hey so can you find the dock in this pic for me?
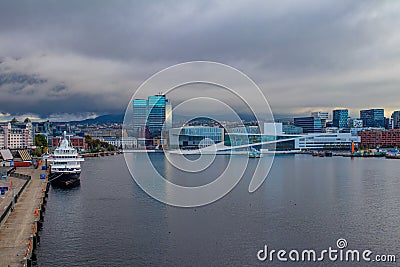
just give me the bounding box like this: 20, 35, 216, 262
0, 166, 49, 267
80, 151, 121, 158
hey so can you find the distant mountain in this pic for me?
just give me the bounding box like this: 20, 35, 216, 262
70, 114, 124, 124
69, 112, 298, 125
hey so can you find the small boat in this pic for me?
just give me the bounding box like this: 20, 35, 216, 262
249, 148, 263, 158
385, 150, 400, 159
352, 150, 386, 158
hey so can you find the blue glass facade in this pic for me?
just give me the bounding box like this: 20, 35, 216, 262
332, 109, 349, 128
147, 95, 166, 138
132, 95, 172, 138
360, 109, 384, 128
132, 99, 148, 136
169, 127, 223, 148
294, 117, 324, 133
392, 110, 400, 129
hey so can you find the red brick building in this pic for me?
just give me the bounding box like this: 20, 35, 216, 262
358, 129, 400, 148
52, 136, 87, 150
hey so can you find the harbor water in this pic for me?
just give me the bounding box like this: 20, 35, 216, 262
36, 154, 400, 266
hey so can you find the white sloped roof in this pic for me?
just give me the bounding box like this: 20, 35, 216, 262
0, 149, 13, 161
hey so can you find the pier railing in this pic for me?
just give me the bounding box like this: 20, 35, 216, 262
9, 172, 31, 180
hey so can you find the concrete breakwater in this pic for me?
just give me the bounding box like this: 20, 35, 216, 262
0, 166, 49, 267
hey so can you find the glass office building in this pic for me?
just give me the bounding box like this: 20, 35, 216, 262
392, 110, 400, 129
132, 99, 148, 138
132, 95, 172, 139
147, 95, 167, 138
332, 109, 349, 128
169, 126, 224, 149
360, 109, 384, 128
294, 117, 324, 133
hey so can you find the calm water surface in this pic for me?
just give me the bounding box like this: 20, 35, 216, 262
36, 154, 400, 266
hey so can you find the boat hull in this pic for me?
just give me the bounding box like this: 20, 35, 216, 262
49, 172, 81, 188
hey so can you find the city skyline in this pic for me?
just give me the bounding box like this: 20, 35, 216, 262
0, 1, 400, 121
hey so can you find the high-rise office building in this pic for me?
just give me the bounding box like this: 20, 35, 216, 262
392, 110, 400, 129
132, 95, 172, 139
294, 117, 324, 133
147, 95, 172, 138
332, 109, 349, 128
360, 109, 384, 128
132, 99, 148, 138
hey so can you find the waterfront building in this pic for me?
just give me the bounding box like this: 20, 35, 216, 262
132, 99, 148, 138
132, 95, 172, 139
332, 109, 349, 128
228, 125, 260, 134
169, 126, 224, 149
147, 95, 171, 138
358, 129, 400, 148
391, 110, 400, 129
226, 131, 359, 151
350, 128, 363, 136
311, 111, 329, 120
294, 117, 324, 133
360, 109, 384, 128
263, 122, 282, 135
0, 119, 34, 149
325, 127, 339, 133
168, 123, 361, 152
350, 119, 363, 128
282, 124, 303, 134
296, 133, 360, 150
122, 137, 139, 149
384, 117, 393, 130
97, 136, 138, 149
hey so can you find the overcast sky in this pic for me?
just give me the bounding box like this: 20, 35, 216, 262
0, 0, 399, 121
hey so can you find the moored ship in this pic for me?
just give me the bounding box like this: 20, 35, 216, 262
385, 149, 400, 159
47, 132, 84, 187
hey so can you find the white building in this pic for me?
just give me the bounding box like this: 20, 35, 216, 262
263, 122, 283, 135
352, 119, 363, 128
0, 119, 34, 149
97, 136, 137, 149
325, 127, 339, 133
295, 133, 360, 150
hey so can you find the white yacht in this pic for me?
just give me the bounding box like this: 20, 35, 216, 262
48, 131, 84, 187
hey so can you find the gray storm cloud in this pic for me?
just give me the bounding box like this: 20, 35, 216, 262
0, 0, 399, 120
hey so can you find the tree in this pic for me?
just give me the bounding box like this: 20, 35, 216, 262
32, 148, 42, 157
35, 134, 48, 148
84, 135, 116, 152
